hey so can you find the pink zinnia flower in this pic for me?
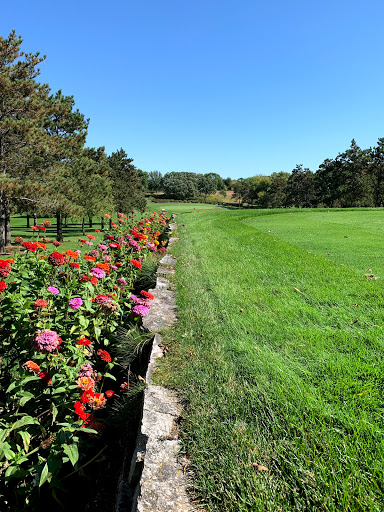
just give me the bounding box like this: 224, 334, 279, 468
47, 286, 59, 295
69, 297, 83, 310
98, 244, 108, 250
33, 329, 62, 353
78, 363, 93, 378
111, 265, 117, 270
91, 268, 106, 279
117, 278, 127, 285
132, 305, 149, 317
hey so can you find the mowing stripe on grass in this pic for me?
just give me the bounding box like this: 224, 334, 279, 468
157, 208, 384, 512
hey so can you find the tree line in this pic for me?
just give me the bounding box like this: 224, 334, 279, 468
145, 138, 384, 209
232, 139, 384, 208
0, 31, 146, 251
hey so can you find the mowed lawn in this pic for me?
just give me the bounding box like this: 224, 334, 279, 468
158, 208, 384, 512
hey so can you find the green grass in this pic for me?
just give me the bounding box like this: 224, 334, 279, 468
9, 215, 107, 253
157, 208, 384, 512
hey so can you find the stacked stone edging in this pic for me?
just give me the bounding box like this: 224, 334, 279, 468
115, 221, 194, 512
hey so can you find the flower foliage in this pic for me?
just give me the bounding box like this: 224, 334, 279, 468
0, 210, 169, 505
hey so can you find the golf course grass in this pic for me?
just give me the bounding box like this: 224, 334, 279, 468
156, 207, 384, 512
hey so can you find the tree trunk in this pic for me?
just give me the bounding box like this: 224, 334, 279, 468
88, 216, 93, 228
109, 218, 112, 230
33, 212, 37, 226
26, 214, 30, 228
5, 196, 11, 246
0, 192, 6, 254
56, 212, 63, 241
82, 217, 85, 236
64, 214, 68, 227
101, 217, 105, 230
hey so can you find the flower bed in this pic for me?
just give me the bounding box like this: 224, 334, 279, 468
0, 211, 169, 510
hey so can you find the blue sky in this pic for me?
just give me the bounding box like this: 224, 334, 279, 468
2, 0, 384, 179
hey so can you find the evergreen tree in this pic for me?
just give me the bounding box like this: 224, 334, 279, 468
108, 149, 146, 214
0, 31, 50, 251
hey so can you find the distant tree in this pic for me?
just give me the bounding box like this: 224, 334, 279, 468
268, 172, 289, 207
137, 169, 149, 191
314, 140, 372, 207
370, 138, 384, 206
162, 172, 200, 199
232, 178, 249, 207
313, 158, 342, 207
108, 149, 146, 214
198, 173, 218, 198
41, 90, 89, 239
0, 31, 50, 251
286, 165, 315, 207
147, 170, 163, 192
223, 177, 232, 189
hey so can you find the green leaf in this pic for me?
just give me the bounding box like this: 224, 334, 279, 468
5, 465, 20, 480
18, 431, 31, 453
51, 404, 58, 424
62, 443, 79, 466
39, 462, 49, 487
79, 428, 98, 434
103, 372, 117, 381
11, 416, 38, 431
0, 429, 9, 443
94, 326, 101, 340
52, 387, 67, 395
0, 442, 15, 461
70, 325, 77, 335
19, 392, 34, 406
79, 316, 89, 329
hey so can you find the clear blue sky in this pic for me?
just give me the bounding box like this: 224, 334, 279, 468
2, 0, 384, 179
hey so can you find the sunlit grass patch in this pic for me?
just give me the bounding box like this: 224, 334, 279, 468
157, 208, 384, 512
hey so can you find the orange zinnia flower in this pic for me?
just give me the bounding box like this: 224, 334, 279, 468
76, 376, 95, 391
84, 255, 96, 262
23, 360, 41, 374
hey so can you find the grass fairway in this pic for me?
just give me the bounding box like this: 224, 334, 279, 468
158, 208, 384, 512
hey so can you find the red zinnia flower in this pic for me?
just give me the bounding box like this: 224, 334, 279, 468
43, 220, 51, 227
53, 241, 61, 247
78, 337, 92, 346
86, 234, 95, 239
95, 229, 101, 232
105, 390, 114, 397
0, 260, 11, 277
140, 290, 154, 300
69, 262, 80, 269
130, 259, 142, 270
79, 274, 91, 283
0, 281, 7, 292
22, 241, 37, 252
97, 349, 111, 362
31, 225, 39, 231
109, 243, 121, 249
37, 226, 46, 231
106, 235, 114, 240
33, 298, 48, 310
90, 276, 98, 285
48, 252, 65, 266
38, 371, 52, 386
105, 214, 111, 219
